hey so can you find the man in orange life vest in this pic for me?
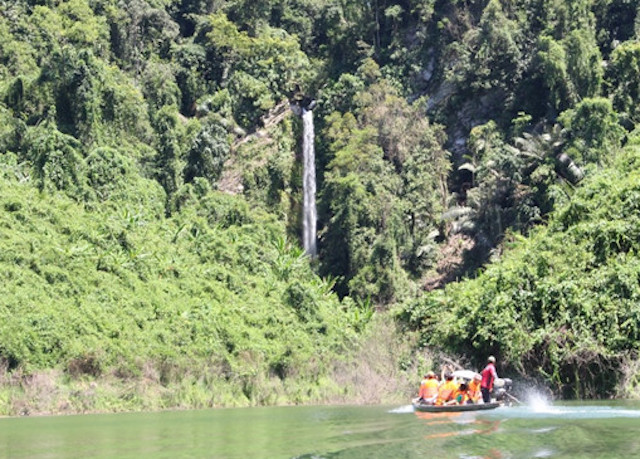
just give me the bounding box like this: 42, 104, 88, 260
468, 373, 482, 403
435, 372, 457, 405
417, 371, 439, 403
480, 355, 499, 403
447, 382, 470, 405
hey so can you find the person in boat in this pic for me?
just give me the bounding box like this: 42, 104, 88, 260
417, 371, 439, 403
467, 373, 482, 403
435, 372, 457, 405
480, 355, 499, 403
417, 374, 429, 401
446, 382, 470, 405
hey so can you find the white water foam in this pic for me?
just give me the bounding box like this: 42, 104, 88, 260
474, 389, 640, 419
529, 427, 557, 433
388, 404, 415, 414
526, 392, 552, 412
496, 403, 640, 420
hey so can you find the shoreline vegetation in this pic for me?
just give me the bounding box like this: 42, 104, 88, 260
0, 319, 418, 417
2, 1, 640, 414
0, 165, 404, 417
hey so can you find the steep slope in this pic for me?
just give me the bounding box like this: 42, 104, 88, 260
0, 154, 366, 413
401, 136, 640, 398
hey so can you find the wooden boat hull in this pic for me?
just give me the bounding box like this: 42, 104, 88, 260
413, 401, 501, 413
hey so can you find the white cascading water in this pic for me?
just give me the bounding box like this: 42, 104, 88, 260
301, 108, 317, 257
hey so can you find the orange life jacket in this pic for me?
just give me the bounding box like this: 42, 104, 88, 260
435, 380, 457, 405
451, 389, 469, 405
418, 378, 428, 398
419, 378, 439, 399
468, 380, 481, 402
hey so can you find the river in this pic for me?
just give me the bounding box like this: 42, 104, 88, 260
2, 399, 640, 458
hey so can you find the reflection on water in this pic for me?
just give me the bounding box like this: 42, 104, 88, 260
2, 400, 640, 458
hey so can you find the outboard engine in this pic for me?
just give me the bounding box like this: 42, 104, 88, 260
493, 377, 513, 402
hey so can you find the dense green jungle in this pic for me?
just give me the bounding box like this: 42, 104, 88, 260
1, 0, 640, 416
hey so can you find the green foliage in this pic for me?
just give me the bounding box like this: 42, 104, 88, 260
183, 120, 230, 187
541, 0, 596, 38
593, 0, 638, 55
607, 41, 640, 125
536, 35, 574, 111
0, 17, 38, 80
564, 29, 603, 99
233, 116, 298, 225
1, 0, 640, 407
319, 74, 449, 302
83, 146, 150, 205
0, 170, 358, 406
203, 12, 314, 128
559, 97, 625, 163
535, 28, 603, 114
443, 0, 524, 93
473, 0, 524, 91
23, 121, 85, 195
108, 0, 179, 66
27, 1, 110, 57
401, 145, 640, 398
172, 43, 209, 115
151, 105, 184, 199
141, 62, 182, 115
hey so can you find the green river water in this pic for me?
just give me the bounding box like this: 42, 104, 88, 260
1, 399, 640, 458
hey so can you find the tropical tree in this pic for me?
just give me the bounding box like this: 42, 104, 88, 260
559, 97, 625, 164
607, 41, 640, 125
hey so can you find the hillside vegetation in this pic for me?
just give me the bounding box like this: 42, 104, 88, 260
1, 0, 640, 413
0, 150, 379, 413
401, 136, 640, 399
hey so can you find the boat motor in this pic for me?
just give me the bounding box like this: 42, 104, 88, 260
493, 377, 513, 402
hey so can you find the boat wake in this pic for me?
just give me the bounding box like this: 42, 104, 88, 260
388, 404, 415, 414
494, 404, 640, 420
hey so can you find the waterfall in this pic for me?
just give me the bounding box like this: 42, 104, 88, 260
301, 108, 317, 257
